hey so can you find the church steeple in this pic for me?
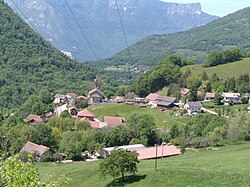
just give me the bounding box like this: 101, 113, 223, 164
94, 75, 101, 89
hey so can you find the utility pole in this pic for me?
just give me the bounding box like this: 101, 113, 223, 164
155, 144, 158, 171
162, 120, 167, 158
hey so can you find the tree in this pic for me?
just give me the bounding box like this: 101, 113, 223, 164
201, 71, 208, 81
99, 149, 139, 182
127, 113, 157, 146
59, 131, 84, 160
211, 73, 219, 82
214, 94, 224, 105
60, 110, 71, 118
0, 155, 68, 187
188, 87, 198, 101
204, 82, 212, 92
29, 124, 57, 149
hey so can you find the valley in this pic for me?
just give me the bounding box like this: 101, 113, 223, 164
0, 1, 250, 187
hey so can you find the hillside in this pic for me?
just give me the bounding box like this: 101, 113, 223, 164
0, 0, 99, 110
38, 142, 250, 187
93, 7, 250, 83
88, 104, 189, 127
182, 57, 250, 79
4, 0, 218, 61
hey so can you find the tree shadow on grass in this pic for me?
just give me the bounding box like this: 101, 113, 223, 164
106, 175, 147, 187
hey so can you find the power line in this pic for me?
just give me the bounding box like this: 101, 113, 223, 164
9, 0, 39, 34
114, 0, 132, 57
64, 0, 98, 60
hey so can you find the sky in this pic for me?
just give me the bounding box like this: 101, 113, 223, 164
161, 0, 250, 17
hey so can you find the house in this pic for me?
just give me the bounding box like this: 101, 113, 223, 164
136, 145, 181, 160
87, 88, 107, 104
54, 104, 68, 116
222, 92, 241, 104
156, 96, 177, 109
181, 88, 190, 96
53, 94, 66, 104
146, 93, 159, 107
104, 116, 125, 128
77, 109, 95, 121
24, 114, 43, 125
20, 141, 50, 161
102, 144, 145, 158
110, 96, 125, 103
184, 102, 202, 115
66, 93, 78, 105
205, 92, 215, 100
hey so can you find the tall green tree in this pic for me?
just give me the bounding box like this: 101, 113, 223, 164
29, 124, 57, 149
127, 113, 157, 146
99, 149, 139, 182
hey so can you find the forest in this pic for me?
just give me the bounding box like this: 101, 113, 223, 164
0, 0, 116, 114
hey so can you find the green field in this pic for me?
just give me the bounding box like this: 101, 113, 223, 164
182, 58, 250, 79
38, 142, 250, 187
88, 104, 189, 127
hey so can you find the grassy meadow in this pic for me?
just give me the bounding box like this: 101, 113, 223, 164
182, 57, 250, 79
88, 104, 189, 128
38, 142, 250, 187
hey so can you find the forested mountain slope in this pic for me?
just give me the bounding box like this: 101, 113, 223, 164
95, 7, 250, 70
0, 0, 99, 110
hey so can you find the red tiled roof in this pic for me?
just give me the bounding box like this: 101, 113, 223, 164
146, 93, 159, 101
25, 114, 43, 123
111, 96, 124, 101
77, 109, 94, 118
181, 88, 190, 95
136, 145, 181, 160
78, 96, 87, 100
20, 141, 49, 156
89, 121, 101, 128
104, 116, 125, 128
205, 92, 215, 98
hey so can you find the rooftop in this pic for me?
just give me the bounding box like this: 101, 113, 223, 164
186, 101, 202, 108
156, 95, 176, 103
136, 145, 181, 160
20, 141, 49, 156
78, 109, 94, 118
25, 114, 43, 123
146, 93, 159, 101
222, 92, 240, 98
104, 116, 125, 128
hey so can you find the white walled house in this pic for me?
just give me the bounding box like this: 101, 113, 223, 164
221, 92, 241, 104
184, 102, 202, 115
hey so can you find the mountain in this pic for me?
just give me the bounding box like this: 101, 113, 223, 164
93, 7, 250, 84
4, 0, 218, 61
0, 0, 101, 110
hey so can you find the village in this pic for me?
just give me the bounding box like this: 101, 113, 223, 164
20, 77, 250, 163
